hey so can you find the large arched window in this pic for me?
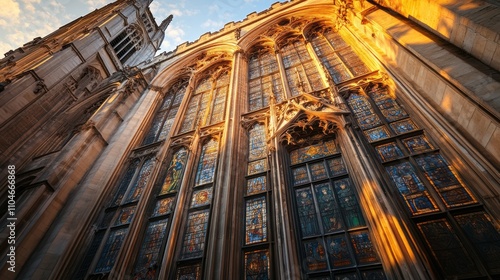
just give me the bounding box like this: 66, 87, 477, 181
285, 131, 385, 279
110, 25, 143, 64
248, 47, 284, 111
179, 66, 231, 133
345, 84, 500, 279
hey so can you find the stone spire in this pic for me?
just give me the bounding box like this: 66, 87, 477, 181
160, 14, 174, 32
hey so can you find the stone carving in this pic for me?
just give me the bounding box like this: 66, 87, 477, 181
33, 79, 47, 94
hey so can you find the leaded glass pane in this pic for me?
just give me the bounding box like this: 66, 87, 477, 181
208, 84, 227, 125
293, 166, 310, 186
244, 250, 270, 280
246, 176, 267, 195
375, 142, 404, 162
248, 159, 268, 175
143, 113, 164, 145
335, 273, 358, 280
290, 140, 337, 164
176, 263, 201, 280
334, 179, 365, 229
347, 93, 381, 130
249, 124, 267, 161
303, 239, 328, 272
195, 139, 218, 185
415, 153, 476, 207
281, 40, 322, 96
455, 212, 500, 272
190, 187, 213, 208
124, 158, 154, 203
368, 90, 408, 123
296, 188, 320, 237
402, 135, 433, 154
363, 126, 390, 142
417, 219, 480, 278
110, 159, 139, 207
180, 209, 210, 259
327, 157, 347, 176
311, 33, 351, 84
337, 47, 370, 77
134, 219, 169, 275
386, 162, 438, 215
94, 227, 128, 273
389, 119, 418, 134
361, 269, 386, 280
309, 162, 328, 181
152, 197, 175, 217
245, 196, 268, 244
349, 231, 379, 264
179, 95, 200, 133
248, 49, 283, 111
160, 148, 188, 195
315, 183, 343, 233
326, 235, 354, 268
113, 205, 136, 226
74, 231, 105, 279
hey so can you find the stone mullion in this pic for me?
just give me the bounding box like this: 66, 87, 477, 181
274, 49, 293, 101
303, 35, 331, 91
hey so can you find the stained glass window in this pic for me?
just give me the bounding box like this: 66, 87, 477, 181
325, 235, 353, 268
176, 263, 201, 280
296, 188, 320, 237
389, 119, 418, 134
124, 158, 154, 203
160, 148, 188, 194
309, 162, 328, 181
248, 49, 284, 111
402, 135, 433, 154
110, 159, 139, 207
134, 219, 169, 276
375, 142, 404, 162
113, 205, 136, 226
244, 250, 270, 279
368, 86, 408, 122
455, 212, 500, 272
281, 39, 324, 96
349, 231, 379, 264
327, 157, 347, 176
246, 176, 267, 195
303, 239, 328, 272
207, 71, 229, 125
245, 197, 268, 244
334, 179, 365, 229
152, 197, 175, 217
314, 183, 343, 233
180, 209, 210, 259
364, 126, 391, 142
190, 187, 213, 208
248, 123, 267, 161
386, 162, 438, 215
248, 159, 268, 175
347, 93, 382, 130
74, 231, 105, 279
415, 153, 476, 207
292, 166, 310, 186
417, 219, 480, 278
195, 139, 219, 185
290, 140, 337, 164
94, 227, 128, 273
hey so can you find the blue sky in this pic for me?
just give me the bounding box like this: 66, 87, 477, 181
0, 0, 280, 56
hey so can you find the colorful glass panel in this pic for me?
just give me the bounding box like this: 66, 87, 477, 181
289, 140, 337, 164
246, 176, 267, 195
160, 148, 188, 194
110, 159, 139, 206
113, 205, 136, 226
94, 227, 128, 273
248, 50, 283, 111
327, 157, 347, 176
347, 93, 381, 130
363, 126, 390, 142
389, 119, 418, 134
190, 187, 213, 208
349, 231, 379, 264
417, 219, 480, 278
296, 188, 320, 237
334, 179, 365, 229
179, 95, 200, 133
245, 196, 268, 244
402, 135, 433, 154
176, 263, 201, 280
368, 87, 408, 122
375, 142, 404, 162
309, 162, 328, 181
208, 82, 228, 125
326, 235, 354, 268
415, 153, 476, 207
152, 197, 175, 217
455, 212, 500, 272
134, 219, 168, 275
293, 166, 310, 186
195, 139, 219, 186
314, 183, 343, 233
249, 124, 267, 161
180, 209, 210, 259
303, 239, 328, 272
311, 32, 351, 83
248, 159, 268, 175
124, 158, 154, 203
244, 250, 270, 280
337, 47, 370, 77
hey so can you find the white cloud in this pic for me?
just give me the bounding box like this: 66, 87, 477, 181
85, 0, 112, 11
201, 19, 224, 29
0, 0, 21, 25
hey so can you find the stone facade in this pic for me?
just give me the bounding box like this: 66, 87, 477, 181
0, 0, 499, 279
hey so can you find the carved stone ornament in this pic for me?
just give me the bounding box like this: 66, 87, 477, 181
191, 51, 232, 71
33, 79, 47, 94
130, 145, 160, 159
241, 112, 269, 130
234, 28, 242, 40
198, 125, 224, 140
279, 115, 339, 146
170, 135, 195, 149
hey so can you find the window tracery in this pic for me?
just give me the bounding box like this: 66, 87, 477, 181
110, 25, 143, 64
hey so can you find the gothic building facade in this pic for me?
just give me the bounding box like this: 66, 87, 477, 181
1, 0, 499, 279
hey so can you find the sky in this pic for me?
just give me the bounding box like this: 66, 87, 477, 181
0, 0, 281, 56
